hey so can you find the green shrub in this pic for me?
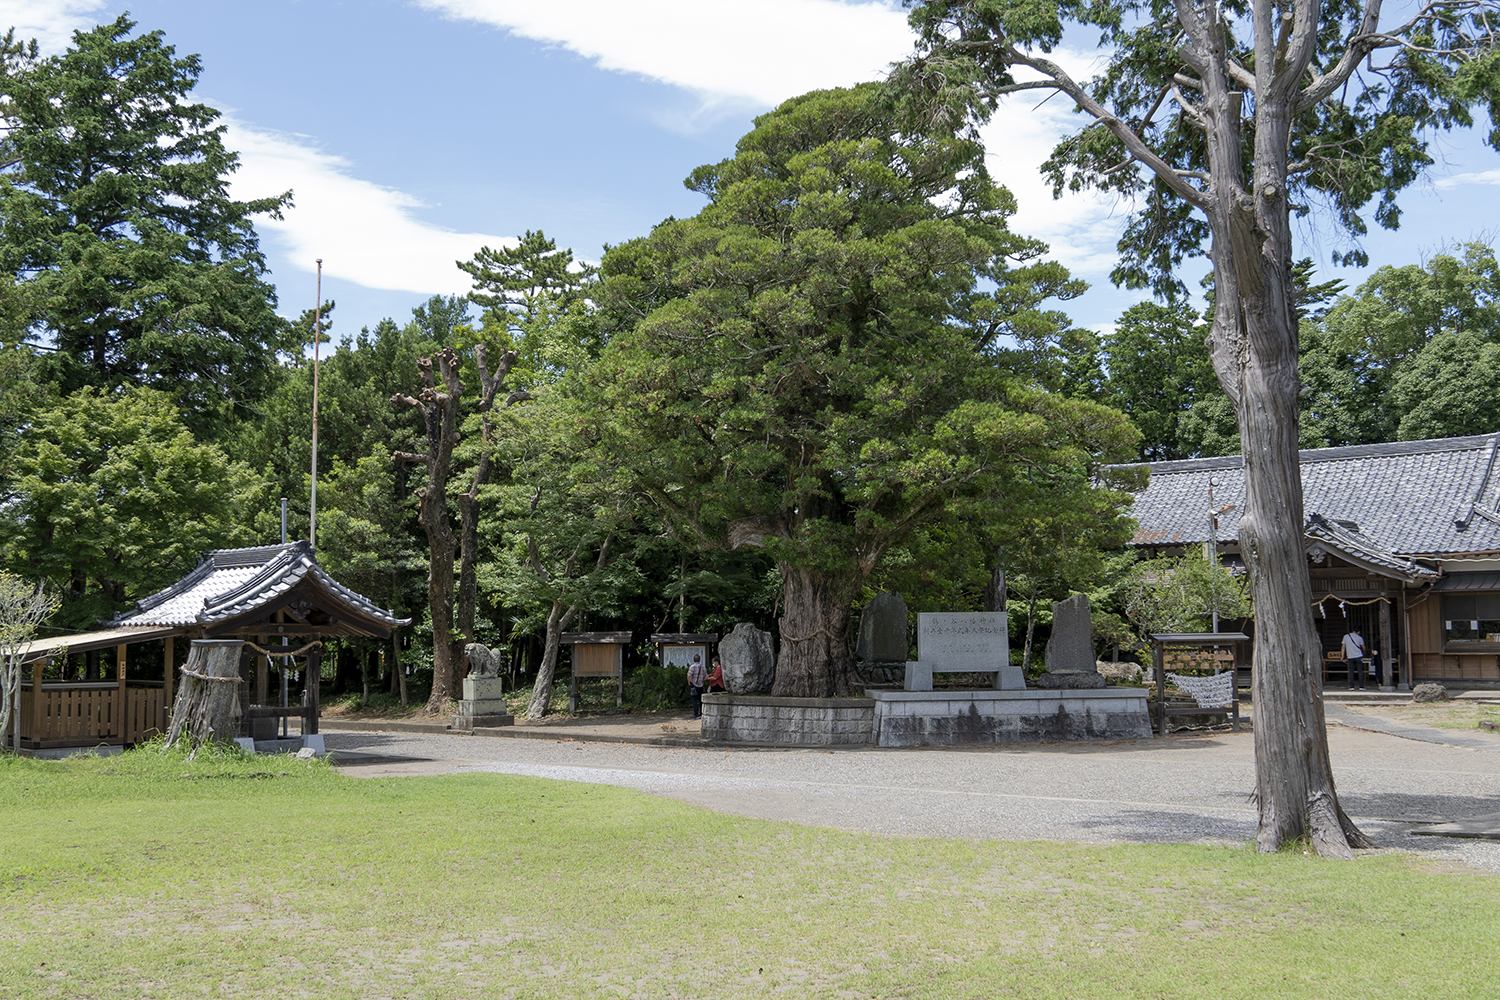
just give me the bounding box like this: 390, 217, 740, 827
624, 664, 689, 711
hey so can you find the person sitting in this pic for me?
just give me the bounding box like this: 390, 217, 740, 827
707, 656, 725, 694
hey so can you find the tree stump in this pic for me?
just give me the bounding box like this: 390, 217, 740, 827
165, 640, 245, 751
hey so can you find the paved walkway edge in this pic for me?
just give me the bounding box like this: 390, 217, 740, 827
1324, 703, 1500, 750
322, 719, 706, 748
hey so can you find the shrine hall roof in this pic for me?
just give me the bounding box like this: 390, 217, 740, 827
1115, 433, 1500, 558
112, 541, 408, 630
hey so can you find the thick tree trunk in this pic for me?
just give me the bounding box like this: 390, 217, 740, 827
526, 600, 577, 719
771, 564, 856, 698
165, 640, 244, 751
1201, 114, 1372, 856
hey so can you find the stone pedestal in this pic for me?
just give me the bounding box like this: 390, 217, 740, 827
452, 675, 514, 730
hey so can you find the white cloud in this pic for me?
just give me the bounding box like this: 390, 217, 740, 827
224, 120, 514, 296
979, 50, 1132, 282
1434, 169, 1500, 190
0, 0, 104, 53
415, 0, 913, 109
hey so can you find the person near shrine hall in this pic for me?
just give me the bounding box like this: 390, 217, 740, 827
1342, 626, 1368, 691
687, 653, 707, 718
706, 656, 725, 694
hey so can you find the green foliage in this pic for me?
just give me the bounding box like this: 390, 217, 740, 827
1098, 299, 1216, 461
1123, 551, 1253, 639
0, 387, 272, 628
1301, 243, 1500, 445
906, 0, 1500, 294
0, 17, 293, 438
587, 84, 1139, 632
621, 663, 691, 712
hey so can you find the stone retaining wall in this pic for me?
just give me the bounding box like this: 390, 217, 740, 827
701, 694, 874, 746
870, 688, 1151, 747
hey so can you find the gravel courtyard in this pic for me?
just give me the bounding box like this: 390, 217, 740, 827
322, 719, 1500, 871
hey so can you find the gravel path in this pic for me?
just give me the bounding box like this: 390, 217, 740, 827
323, 723, 1500, 871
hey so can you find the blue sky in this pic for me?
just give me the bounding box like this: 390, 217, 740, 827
9, 0, 1500, 340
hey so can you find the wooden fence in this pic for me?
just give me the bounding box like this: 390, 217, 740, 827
16, 681, 167, 749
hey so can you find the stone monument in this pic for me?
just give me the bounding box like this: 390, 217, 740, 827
855, 591, 908, 683
719, 622, 775, 694
1035, 594, 1105, 688
903, 612, 1024, 691
452, 642, 514, 730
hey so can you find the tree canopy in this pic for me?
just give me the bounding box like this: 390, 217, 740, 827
0, 16, 292, 438
585, 83, 1138, 696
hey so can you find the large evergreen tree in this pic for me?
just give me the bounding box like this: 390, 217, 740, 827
587, 84, 1137, 698
0, 17, 292, 437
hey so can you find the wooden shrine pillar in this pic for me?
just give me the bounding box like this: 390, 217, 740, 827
304, 645, 321, 735
117, 644, 128, 739
1379, 594, 1396, 691
32, 657, 44, 743
163, 637, 175, 728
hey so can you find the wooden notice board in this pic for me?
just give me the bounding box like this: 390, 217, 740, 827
573, 643, 621, 677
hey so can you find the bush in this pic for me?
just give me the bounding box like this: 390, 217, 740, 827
624, 664, 690, 712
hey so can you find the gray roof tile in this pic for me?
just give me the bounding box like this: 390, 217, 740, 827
113, 542, 409, 629
1116, 433, 1500, 556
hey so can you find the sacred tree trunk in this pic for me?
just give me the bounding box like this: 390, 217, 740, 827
771, 565, 856, 698
525, 599, 576, 719
165, 640, 245, 751
1203, 90, 1372, 856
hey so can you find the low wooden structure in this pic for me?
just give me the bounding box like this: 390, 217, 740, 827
11, 542, 407, 752
560, 631, 631, 712
1150, 633, 1247, 735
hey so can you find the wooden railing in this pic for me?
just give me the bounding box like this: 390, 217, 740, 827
18, 681, 168, 748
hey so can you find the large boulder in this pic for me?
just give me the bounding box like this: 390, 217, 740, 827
1412, 682, 1449, 703
720, 623, 775, 694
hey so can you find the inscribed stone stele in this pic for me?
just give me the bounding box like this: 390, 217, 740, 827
1043, 593, 1095, 674
856, 591, 909, 663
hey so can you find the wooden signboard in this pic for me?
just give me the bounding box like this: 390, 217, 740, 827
561, 631, 632, 712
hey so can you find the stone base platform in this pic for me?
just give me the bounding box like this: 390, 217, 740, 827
702, 694, 874, 747
452, 713, 514, 731
870, 688, 1151, 747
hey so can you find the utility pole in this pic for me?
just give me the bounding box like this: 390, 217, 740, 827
309, 259, 323, 550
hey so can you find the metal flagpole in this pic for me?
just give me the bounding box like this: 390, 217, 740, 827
309, 259, 323, 550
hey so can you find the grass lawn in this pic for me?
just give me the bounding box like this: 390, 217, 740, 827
2, 747, 1495, 999
1346, 700, 1500, 731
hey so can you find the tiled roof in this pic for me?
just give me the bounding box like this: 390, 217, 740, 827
113, 542, 409, 629
1304, 514, 1439, 582
1117, 433, 1500, 557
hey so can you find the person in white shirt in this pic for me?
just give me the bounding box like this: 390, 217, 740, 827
1341, 628, 1367, 691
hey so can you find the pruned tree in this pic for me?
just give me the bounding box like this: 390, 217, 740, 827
392, 344, 517, 713
0, 573, 58, 753
588, 84, 1139, 698
902, 0, 1500, 855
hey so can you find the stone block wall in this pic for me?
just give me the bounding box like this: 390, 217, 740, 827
701, 694, 874, 746
870, 689, 1151, 747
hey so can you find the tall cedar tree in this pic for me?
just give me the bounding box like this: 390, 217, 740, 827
0, 17, 291, 437
587, 84, 1138, 698
902, 0, 1500, 855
